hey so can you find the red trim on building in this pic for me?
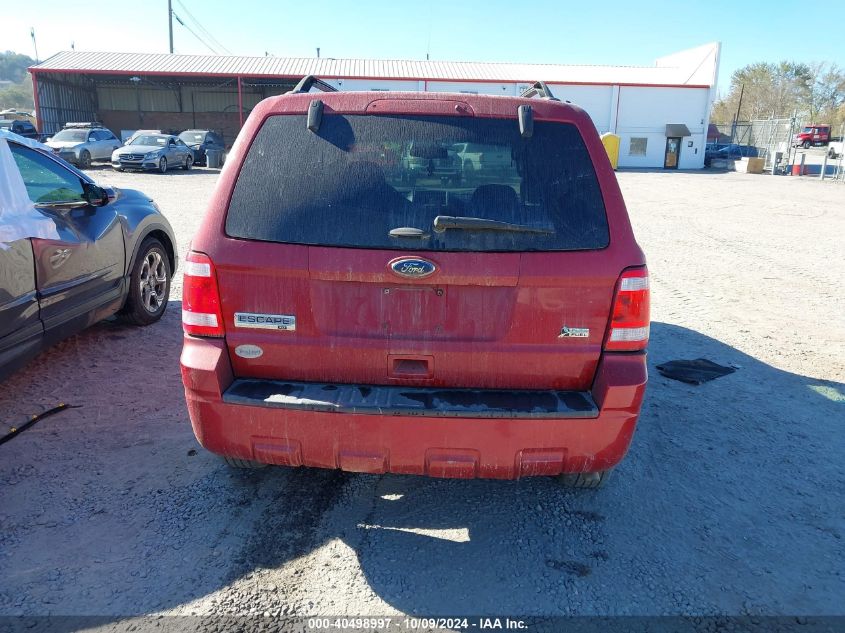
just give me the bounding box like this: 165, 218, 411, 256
31, 73, 41, 133
28, 67, 709, 90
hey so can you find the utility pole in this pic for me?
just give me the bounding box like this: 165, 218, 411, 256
731, 83, 745, 144
168, 0, 174, 53
30, 27, 39, 63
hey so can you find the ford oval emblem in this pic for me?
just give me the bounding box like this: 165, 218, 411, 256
389, 257, 437, 279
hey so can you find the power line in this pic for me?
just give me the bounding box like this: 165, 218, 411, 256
172, 11, 220, 54
174, 0, 232, 55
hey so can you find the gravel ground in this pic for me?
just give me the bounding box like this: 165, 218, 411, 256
0, 166, 843, 621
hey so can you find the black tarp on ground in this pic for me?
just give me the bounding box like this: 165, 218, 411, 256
655, 358, 736, 385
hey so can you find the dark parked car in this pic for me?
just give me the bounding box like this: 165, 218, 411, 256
0, 119, 38, 139
0, 131, 177, 381
181, 78, 649, 487
112, 133, 194, 172
704, 143, 759, 166
178, 129, 225, 166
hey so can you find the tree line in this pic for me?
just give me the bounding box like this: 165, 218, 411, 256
0, 51, 36, 111
711, 61, 845, 131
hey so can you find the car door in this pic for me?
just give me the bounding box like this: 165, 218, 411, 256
175, 138, 192, 163
0, 238, 42, 377
8, 142, 125, 343
94, 130, 121, 160
163, 137, 177, 163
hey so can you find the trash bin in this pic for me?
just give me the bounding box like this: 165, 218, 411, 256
206, 148, 223, 169
601, 133, 620, 170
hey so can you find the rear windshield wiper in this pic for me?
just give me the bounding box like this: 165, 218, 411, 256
433, 215, 554, 234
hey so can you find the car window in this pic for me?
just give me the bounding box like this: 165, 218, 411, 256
8, 143, 86, 204
179, 132, 205, 144
52, 129, 88, 142
226, 114, 610, 252
131, 135, 168, 146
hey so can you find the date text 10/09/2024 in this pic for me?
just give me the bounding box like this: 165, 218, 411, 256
306, 618, 529, 630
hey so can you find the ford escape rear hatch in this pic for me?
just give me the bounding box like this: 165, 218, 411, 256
218, 110, 617, 391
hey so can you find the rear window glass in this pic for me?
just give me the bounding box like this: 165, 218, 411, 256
180, 132, 206, 143
226, 114, 609, 252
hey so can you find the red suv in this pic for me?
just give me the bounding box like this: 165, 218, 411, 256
180, 78, 649, 487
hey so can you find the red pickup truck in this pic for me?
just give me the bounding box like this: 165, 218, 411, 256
793, 124, 830, 148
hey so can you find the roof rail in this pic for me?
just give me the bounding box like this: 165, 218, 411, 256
519, 81, 559, 101
290, 75, 338, 94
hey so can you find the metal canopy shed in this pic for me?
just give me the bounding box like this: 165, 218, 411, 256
29, 45, 720, 168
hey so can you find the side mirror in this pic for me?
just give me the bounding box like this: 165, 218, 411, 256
82, 182, 109, 207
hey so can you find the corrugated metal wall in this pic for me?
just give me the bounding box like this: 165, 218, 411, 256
37, 75, 98, 134
94, 83, 263, 113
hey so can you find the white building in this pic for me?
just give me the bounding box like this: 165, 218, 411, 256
31, 42, 720, 169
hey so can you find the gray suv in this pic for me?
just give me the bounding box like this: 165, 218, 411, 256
45, 123, 121, 168
0, 131, 177, 380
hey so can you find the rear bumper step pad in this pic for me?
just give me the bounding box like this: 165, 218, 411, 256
223, 379, 598, 419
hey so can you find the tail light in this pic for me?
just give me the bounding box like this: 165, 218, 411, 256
182, 251, 224, 337
604, 267, 650, 352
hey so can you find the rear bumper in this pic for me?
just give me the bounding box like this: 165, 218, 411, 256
181, 336, 647, 479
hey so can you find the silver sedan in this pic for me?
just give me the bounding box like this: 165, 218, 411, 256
111, 134, 194, 173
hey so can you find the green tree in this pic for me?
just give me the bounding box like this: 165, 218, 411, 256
0, 51, 36, 83
711, 60, 845, 126
0, 74, 34, 111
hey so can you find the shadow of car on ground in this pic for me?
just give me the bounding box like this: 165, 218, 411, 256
0, 316, 842, 619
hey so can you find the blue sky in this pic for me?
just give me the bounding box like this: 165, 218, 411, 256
6, 0, 845, 94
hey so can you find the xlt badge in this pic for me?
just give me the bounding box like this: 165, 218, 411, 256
234, 313, 296, 331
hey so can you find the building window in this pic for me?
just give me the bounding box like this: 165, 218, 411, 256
629, 137, 648, 156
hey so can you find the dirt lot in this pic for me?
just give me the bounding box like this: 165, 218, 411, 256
1, 166, 843, 621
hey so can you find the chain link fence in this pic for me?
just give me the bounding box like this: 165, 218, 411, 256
711, 119, 845, 180
710, 118, 797, 171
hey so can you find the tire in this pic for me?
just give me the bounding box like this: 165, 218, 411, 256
802, 140, 811, 149
118, 237, 171, 326
183, 154, 193, 170
78, 150, 91, 169
223, 456, 267, 469
158, 156, 168, 173
558, 469, 613, 489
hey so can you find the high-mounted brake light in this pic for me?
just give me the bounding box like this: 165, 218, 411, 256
182, 251, 224, 337
604, 267, 650, 352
